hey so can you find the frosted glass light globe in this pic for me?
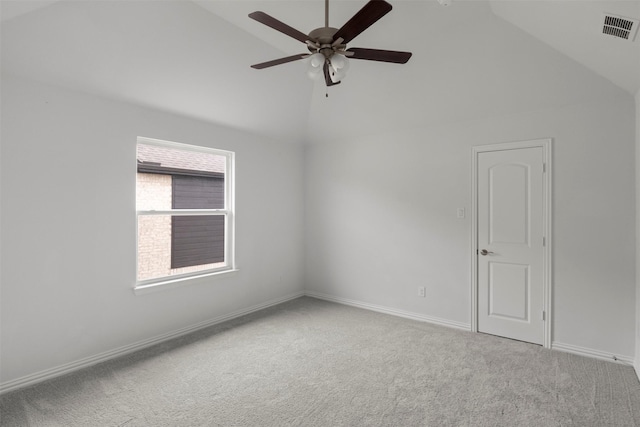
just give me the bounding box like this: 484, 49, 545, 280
309, 53, 325, 68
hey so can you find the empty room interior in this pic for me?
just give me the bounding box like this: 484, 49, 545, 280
1, 0, 640, 425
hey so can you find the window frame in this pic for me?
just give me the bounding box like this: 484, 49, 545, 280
134, 137, 235, 293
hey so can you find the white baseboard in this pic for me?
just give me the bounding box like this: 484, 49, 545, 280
552, 341, 634, 365
305, 290, 471, 331
0, 291, 305, 395
305, 291, 639, 368
3, 291, 634, 395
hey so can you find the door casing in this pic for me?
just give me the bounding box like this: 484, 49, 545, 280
471, 138, 553, 348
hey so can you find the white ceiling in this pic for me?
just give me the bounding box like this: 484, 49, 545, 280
0, 0, 314, 143
491, 0, 640, 95
1, 0, 638, 144
193, 0, 640, 96
0, 0, 60, 21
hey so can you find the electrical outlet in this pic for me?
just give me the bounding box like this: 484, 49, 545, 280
418, 287, 426, 297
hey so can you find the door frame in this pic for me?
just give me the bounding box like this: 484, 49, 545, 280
470, 138, 553, 348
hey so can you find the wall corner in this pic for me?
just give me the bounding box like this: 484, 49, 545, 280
635, 89, 640, 382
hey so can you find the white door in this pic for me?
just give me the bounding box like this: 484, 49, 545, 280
477, 146, 544, 345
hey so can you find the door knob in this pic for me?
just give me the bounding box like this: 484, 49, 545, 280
480, 249, 494, 256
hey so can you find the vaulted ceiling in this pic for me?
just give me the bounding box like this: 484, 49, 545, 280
2, 1, 638, 144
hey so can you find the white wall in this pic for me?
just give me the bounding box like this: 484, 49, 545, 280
305, 94, 636, 359
302, 0, 637, 361
0, 74, 305, 386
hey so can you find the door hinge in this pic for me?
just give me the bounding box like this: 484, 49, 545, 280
541, 310, 546, 321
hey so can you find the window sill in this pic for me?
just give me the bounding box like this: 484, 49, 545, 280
134, 269, 239, 295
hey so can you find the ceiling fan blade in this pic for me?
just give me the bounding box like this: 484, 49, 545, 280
323, 62, 341, 86
333, 0, 393, 45
346, 48, 412, 64
249, 11, 310, 44
251, 54, 308, 69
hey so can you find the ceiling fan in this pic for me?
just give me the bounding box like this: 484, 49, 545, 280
249, 0, 412, 87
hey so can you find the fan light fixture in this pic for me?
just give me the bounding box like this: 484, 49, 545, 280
307, 53, 350, 83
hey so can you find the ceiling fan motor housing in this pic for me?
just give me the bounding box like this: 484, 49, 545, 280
308, 27, 339, 45
308, 27, 345, 58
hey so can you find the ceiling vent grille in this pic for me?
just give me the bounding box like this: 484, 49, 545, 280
601, 13, 638, 41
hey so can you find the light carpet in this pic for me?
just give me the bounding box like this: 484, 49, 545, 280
1, 297, 639, 426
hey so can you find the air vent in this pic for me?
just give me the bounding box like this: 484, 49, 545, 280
601, 13, 638, 41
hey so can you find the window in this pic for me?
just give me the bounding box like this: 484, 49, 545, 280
136, 137, 234, 288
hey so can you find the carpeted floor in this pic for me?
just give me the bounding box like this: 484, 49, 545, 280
1, 297, 639, 426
